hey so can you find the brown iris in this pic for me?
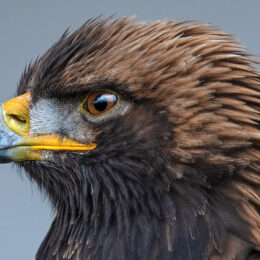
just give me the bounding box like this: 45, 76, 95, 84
81, 91, 119, 116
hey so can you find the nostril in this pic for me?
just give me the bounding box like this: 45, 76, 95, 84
5, 113, 29, 135
8, 114, 27, 124
2, 93, 31, 136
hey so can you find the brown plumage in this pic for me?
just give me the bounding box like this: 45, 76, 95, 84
1, 17, 259, 259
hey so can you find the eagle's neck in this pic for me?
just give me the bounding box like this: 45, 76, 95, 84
24, 159, 252, 259
36, 189, 251, 260
36, 193, 210, 260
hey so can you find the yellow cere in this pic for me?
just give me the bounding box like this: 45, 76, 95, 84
2, 92, 31, 136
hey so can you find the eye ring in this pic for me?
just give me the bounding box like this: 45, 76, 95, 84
80, 90, 120, 117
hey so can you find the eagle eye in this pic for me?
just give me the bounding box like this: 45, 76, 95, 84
81, 90, 120, 116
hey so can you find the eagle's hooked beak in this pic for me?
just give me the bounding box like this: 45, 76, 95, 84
0, 93, 96, 163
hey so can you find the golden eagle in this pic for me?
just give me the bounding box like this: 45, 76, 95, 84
0, 17, 259, 259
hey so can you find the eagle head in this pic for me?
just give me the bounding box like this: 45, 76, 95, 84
0, 17, 259, 259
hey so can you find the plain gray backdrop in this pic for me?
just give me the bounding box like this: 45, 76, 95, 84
0, 1, 259, 259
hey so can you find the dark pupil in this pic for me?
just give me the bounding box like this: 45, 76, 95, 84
93, 94, 116, 112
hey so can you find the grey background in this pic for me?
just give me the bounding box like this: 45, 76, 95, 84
0, 0, 259, 259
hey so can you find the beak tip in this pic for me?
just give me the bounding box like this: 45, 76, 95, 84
0, 150, 13, 163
